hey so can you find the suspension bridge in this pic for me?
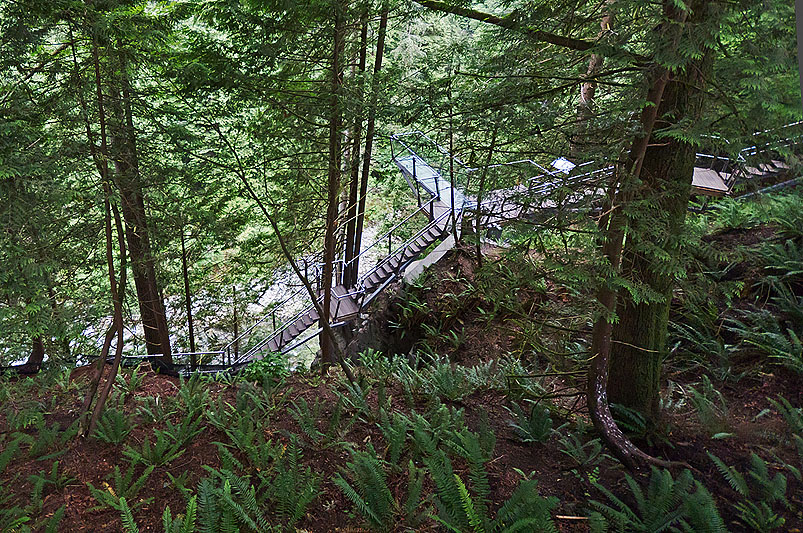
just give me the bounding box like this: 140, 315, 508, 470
122, 122, 802, 374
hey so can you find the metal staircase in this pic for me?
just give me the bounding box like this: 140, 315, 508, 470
152, 123, 801, 374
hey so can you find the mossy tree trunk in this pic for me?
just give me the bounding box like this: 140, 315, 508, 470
608, 46, 715, 421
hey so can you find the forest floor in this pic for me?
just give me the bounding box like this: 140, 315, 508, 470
2, 209, 803, 532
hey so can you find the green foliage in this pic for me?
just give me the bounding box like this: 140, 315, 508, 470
27, 461, 75, 503
589, 467, 724, 532
197, 468, 271, 532
768, 395, 803, 437
686, 375, 730, 437
123, 430, 185, 467
162, 495, 197, 533
556, 428, 604, 475
163, 411, 204, 449
114, 364, 145, 401
136, 395, 176, 424
426, 450, 558, 533
87, 464, 155, 512
177, 374, 211, 417
240, 352, 289, 383
93, 407, 135, 445
119, 497, 139, 533
377, 409, 409, 465
708, 452, 789, 531
728, 308, 803, 375
333, 445, 398, 530
266, 440, 320, 530
505, 401, 552, 444
426, 358, 475, 401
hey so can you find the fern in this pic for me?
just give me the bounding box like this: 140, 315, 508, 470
678, 481, 726, 533
495, 479, 558, 533
377, 409, 409, 465
333, 444, 395, 530
734, 501, 785, 533
505, 401, 552, 444
93, 407, 134, 445
43, 504, 66, 533
706, 451, 748, 495
123, 429, 185, 467
199, 467, 271, 532
768, 395, 803, 436
161, 495, 197, 533
590, 468, 705, 532
119, 497, 140, 533
267, 439, 320, 530
87, 464, 155, 512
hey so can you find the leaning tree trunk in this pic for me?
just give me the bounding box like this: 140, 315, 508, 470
343, 12, 368, 289
608, 47, 714, 420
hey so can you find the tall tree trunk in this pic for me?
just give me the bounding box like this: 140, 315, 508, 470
180, 229, 196, 364
87, 199, 127, 436
608, 47, 714, 419
587, 0, 692, 471
108, 44, 172, 364
475, 122, 498, 268
321, 0, 346, 366
79, 21, 119, 427
343, 12, 368, 289
570, 1, 613, 158
352, 3, 389, 287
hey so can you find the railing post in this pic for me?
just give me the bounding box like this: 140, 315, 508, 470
388, 233, 392, 255
436, 176, 440, 199
416, 179, 421, 207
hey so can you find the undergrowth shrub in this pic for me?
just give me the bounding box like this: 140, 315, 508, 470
333, 444, 424, 530
505, 401, 553, 444
708, 452, 789, 532
93, 407, 134, 445
589, 467, 724, 532
87, 464, 154, 512
240, 351, 288, 383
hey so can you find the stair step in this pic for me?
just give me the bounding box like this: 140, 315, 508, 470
267, 339, 279, 352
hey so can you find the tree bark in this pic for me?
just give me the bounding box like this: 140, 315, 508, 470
12, 337, 45, 374
180, 229, 196, 361
587, 0, 692, 471
475, 123, 498, 268
343, 13, 368, 289
609, 47, 714, 419
321, 0, 346, 367
352, 4, 389, 287
570, 1, 613, 159
108, 45, 171, 364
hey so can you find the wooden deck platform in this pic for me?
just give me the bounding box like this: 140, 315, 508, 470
691, 168, 732, 197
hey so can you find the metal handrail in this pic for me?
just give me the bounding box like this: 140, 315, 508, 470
391, 131, 475, 173
358, 207, 452, 289
345, 198, 436, 269
221, 284, 307, 353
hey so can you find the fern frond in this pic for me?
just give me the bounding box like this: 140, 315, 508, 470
119, 497, 139, 533
707, 452, 748, 496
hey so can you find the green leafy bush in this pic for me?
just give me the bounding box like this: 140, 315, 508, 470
506, 401, 553, 444
93, 407, 134, 445
240, 352, 288, 383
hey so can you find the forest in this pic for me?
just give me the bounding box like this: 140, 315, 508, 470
1, 0, 802, 530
